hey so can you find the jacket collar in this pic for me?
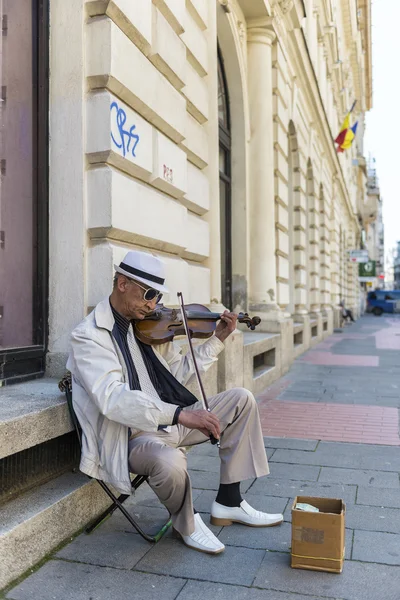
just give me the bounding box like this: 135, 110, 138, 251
94, 297, 115, 332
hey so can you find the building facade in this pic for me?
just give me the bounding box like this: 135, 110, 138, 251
1, 0, 373, 389
394, 241, 400, 289
0, 0, 374, 587
358, 160, 384, 292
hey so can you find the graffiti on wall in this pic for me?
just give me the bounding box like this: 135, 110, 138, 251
110, 101, 140, 158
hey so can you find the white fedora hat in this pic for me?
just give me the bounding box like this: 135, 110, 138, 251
114, 250, 169, 293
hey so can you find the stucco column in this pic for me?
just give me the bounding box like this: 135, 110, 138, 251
47, 0, 86, 376
247, 27, 280, 319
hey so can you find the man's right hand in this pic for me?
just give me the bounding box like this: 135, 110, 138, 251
177, 409, 221, 440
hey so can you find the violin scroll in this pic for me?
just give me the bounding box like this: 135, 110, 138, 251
238, 313, 261, 331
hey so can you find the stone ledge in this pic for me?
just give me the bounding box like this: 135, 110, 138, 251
0, 472, 110, 590
242, 331, 280, 348
293, 322, 304, 335
0, 379, 71, 460
243, 332, 281, 395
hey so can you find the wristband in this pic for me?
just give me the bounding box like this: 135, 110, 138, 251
172, 406, 182, 426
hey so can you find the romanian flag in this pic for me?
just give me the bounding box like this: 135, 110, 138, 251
335, 101, 358, 153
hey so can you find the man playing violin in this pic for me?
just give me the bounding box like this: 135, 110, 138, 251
67, 250, 283, 555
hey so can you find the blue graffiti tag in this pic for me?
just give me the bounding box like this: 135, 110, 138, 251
110, 101, 140, 158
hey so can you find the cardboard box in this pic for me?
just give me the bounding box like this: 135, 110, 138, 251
291, 496, 346, 574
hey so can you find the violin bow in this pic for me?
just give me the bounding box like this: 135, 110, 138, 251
177, 292, 220, 447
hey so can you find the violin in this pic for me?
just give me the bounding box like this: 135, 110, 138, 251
134, 303, 261, 346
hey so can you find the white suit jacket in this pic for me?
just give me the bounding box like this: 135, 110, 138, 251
66, 297, 224, 493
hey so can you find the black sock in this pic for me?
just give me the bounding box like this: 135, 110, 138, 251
215, 482, 242, 507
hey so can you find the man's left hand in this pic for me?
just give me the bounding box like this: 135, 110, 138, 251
215, 310, 238, 343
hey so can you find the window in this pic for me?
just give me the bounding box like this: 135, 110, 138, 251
218, 51, 232, 309
0, 0, 48, 384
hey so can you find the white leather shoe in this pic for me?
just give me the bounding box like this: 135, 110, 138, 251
210, 500, 283, 527
175, 513, 225, 554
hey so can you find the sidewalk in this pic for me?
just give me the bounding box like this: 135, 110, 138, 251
3, 315, 400, 600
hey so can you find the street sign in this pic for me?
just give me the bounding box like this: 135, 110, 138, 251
349, 249, 369, 263
359, 260, 376, 278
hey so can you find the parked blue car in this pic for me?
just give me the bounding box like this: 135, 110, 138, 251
367, 290, 400, 315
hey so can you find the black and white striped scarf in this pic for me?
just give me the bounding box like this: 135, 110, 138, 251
110, 303, 197, 409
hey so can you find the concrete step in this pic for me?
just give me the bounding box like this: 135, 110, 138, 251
243, 332, 281, 394
0, 471, 110, 590
0, 378, 71, 460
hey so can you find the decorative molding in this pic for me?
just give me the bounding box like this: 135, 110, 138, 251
237, 20, 246, 46
247, 26, 276, 46
218, 0, 232, 13
279, 0, 294, 13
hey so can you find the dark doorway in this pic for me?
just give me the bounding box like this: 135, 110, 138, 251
218, 50, 232, 309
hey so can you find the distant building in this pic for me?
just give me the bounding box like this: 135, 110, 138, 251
394, 242, 400, 289
360, 159, 384, 290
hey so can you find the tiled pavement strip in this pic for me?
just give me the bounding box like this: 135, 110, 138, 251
4, 315, 400, 600
258, 315, 400, 445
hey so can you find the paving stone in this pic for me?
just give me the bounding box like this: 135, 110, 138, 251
266, 448, 275, 460
190, 442, 275, 460
271, 444, 400, 472
175, 580, 335, 600
134, 537, 265, 586
248, 477, 357, 505
100, 504, 172, 535
187, 442, 218, 457
280, 394, 351, 404
187, 454, 220, 473
56, 528, 151, 569
193, 489, 289, 515
219, 521, 292, 552
281, 390, 325, 399
253, 551, 400, 600
6, 560, 186, 600
345, 504, 400, 534
267, 463, 321, 482
371, 396, 400, 407
188, 470, 220, 490
286, 383, 325, 390
356, 486, 400, 509
190, 470, 254, 493
318, 442, 400, 470
188, 450, 274, 470
352, 530, 400, 565
263, 437, 319, 451
319, 467, 400, 488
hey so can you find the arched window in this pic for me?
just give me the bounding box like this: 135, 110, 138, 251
218, 51, 232, 308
